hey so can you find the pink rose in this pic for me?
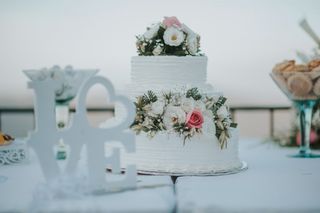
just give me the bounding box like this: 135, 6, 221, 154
186, 109, 204, 129
163, 16, 182, 28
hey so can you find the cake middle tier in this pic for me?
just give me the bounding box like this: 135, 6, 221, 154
131, 56, 208, 85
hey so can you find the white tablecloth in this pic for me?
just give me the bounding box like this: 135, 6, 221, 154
176, 139, 320, 213
1, 139, 320, 212
0, 148, 175, 213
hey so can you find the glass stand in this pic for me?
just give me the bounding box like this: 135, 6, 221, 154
289, 100, 320, 158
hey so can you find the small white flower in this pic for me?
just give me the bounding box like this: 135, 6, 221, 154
171, 93, 182, 105
181, 24, 200, 55
139, 42, 147, 52
180, 98, 194, 112
147, 130, 157, 138
143, 23, 160, 40
217, 105, 229, 119
152, 45, 163, 56
163, 105, 186, 130
223, 118, 232, 127
149, 100, 165, 115
186, 35, 199, 55
163, 27, 185, 46
142, 117, 153, 128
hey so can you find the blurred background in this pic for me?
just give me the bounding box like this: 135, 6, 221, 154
0, 0, 319, 139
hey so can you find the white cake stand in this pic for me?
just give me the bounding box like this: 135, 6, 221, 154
135, 161, 248, 176
109, 161, 248, 177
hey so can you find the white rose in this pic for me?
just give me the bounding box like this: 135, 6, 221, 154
152, 45, 163, 56
143, 23, 160, 40
150, 100, 165, 115
181, 24, 200, 55
163, 27, 185, 47
163, 105, 186, 130
180, 98, 194, 112
217, 105, 229, 119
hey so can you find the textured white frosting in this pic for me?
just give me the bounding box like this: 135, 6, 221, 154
118, 55, 241, 174
119, 129, 242, 174
131, 56, 207, 84
127, 56, 216, 97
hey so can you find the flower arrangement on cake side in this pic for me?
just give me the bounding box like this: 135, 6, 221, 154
136, 16, 202, 56
130, 88, 237, 149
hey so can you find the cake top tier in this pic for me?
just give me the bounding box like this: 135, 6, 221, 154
131, 56, 207, 86
136, 16, 202, 56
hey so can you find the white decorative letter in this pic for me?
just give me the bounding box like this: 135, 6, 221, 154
24, 67, 136, 193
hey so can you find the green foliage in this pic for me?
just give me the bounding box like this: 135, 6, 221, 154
230, 123, 237, 128
172, 122, 190, 145
186, 87, 202, 100
211, 96, 227, 113
162, 43, 187, 56
163, 91, 173, 104
173, 122, 187, 132
142, 91, 158, 105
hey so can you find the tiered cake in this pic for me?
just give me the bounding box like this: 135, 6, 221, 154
120, 17, 243, 174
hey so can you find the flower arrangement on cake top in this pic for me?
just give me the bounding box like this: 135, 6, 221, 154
130, 88, 237, 149
136, 16, 202, 56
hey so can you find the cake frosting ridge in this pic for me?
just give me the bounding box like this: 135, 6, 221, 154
131, 56, 207, 85
127, 55, 215, 97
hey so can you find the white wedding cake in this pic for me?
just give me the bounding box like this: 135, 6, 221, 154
119, 17, 243, 175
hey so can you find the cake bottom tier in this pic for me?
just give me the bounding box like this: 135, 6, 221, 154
117, 129, 242, 174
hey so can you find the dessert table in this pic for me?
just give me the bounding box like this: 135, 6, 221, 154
1, 139, 320, 212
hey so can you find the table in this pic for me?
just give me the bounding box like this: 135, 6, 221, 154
0, 148, 175, 213
176, 139, 320, 213
1, 139, 320, 212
